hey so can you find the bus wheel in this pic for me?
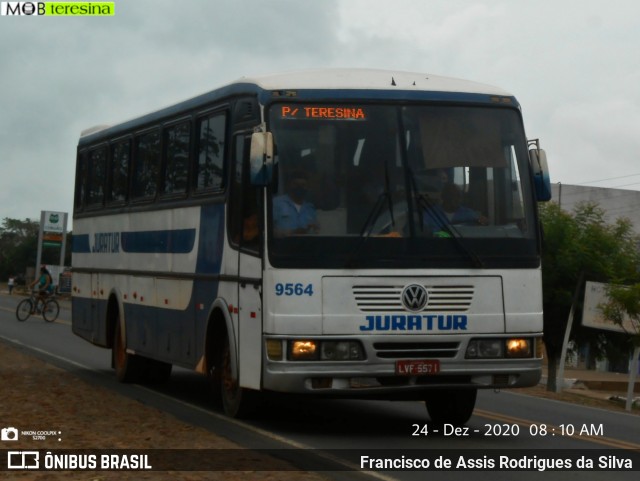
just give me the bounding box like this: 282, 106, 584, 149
113, 318, 145, 383
425, 389, 477, 427
220, 336, 257, 418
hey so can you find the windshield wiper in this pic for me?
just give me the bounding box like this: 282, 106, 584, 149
343, 192, 393, 268
416, 192, 484, 268
407, 170, 485, 269
345, 159, 400, 267
361, 158, 397, 237
359, 191, 395, 237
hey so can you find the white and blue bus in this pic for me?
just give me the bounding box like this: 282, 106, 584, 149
72, 69, 551, 424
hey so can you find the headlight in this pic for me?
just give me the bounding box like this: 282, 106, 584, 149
287, 340, 365, 361
321, 341, 364, 361
466, 338, 534, 359
505, 338, 532, 358
290, 340, 318, 360
466, 339, 504, 359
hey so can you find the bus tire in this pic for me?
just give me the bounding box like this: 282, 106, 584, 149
425, 388, 477, 427
113, 317, 145, 383
220, 335, 258, 418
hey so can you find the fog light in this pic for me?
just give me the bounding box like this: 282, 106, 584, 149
290, 340, 318, 360
493, 374, 510, 386
266, 340, 283, 360
311, 378, 332, 389
506, 338, 532, 358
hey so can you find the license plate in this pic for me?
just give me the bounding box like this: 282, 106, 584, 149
395, 360, 440, 376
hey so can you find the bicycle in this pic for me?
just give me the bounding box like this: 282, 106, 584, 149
16, 291, 60, 323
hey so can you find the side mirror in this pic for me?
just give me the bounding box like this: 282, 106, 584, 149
529, 147, 551, 202
250, 132, 274, 185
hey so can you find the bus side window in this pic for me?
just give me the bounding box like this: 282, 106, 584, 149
163, 121, 190, 196
108, 139, 130, 204
132, 129, 160, 200
195, 113, 226, 192
87, 146, 107, 207
229, 134, 260, 251
75, 151, 87, 210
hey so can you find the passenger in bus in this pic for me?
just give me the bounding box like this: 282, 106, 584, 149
242, 213, 259, 242
423, 183, 488, 234
272, 170, 319, 236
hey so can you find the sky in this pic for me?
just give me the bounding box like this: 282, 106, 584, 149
1, 0, 639, 227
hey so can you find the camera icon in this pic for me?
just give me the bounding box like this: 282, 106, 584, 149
1, 427, 19, 441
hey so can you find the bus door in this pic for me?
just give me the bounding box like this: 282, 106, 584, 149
230, 133, 263, 390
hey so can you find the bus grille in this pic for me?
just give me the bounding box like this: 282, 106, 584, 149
373, 341, 460, 359
353, 285, 474, 312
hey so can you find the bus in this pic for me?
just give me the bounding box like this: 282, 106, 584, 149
72, 69, 551, 425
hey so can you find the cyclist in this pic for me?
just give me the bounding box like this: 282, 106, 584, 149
29, 265, 54, 306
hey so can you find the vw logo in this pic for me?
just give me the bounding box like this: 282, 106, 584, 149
401, 284, 428, 312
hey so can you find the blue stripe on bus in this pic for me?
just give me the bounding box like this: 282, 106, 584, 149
72, 230, 197, 254
121, 229, 196, 254
195, 203, 226, 274
72, 234, 91, 253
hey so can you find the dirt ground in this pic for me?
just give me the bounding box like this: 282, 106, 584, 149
0, 340, 331, 481
512, 383, 638, 414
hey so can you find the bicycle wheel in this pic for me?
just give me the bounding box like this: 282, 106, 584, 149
16, 299, 33, 322
42, 299, 60, 322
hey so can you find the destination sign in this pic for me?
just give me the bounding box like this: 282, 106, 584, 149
277, 104, 367, 120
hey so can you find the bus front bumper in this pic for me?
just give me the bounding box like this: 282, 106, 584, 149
262, 359, 542, 397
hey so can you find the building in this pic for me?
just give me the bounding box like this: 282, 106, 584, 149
552, 184, 640, 234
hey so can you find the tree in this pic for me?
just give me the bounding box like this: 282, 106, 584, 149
600, 284, 640, 343
0, 218, 40, 281
540, 202, 640, 391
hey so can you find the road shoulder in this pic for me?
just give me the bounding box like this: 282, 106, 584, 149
0, 339, 330, 480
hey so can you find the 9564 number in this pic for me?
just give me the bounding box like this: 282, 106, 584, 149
275, 283, 314, 296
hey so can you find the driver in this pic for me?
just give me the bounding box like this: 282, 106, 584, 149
272, 170, 319, 237
424, 183, 488, 234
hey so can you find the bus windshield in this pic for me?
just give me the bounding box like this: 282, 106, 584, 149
268, 103, 538, 269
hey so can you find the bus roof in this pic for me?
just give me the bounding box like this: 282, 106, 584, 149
236, 68, 512, 96
79, 69, 514, 144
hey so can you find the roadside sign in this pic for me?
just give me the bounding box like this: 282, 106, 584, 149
581, 281, 639, 334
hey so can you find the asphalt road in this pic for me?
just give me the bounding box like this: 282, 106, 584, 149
1, 293, 639, 481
